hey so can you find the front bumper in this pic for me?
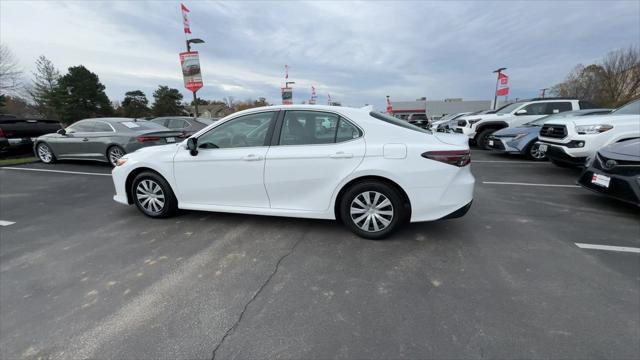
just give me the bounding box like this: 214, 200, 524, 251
112, 164, 131, 205
578, 168, 640, 206
487, 136, 525, 154
540, 143, 587, 166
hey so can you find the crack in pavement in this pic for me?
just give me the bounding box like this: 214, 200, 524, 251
211, 235, 305, 360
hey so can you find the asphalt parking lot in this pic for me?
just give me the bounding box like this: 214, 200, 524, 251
1, 150, 638, 359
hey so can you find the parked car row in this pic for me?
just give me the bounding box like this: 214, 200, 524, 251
32, 116, 218, 166
464, 98, 640, 206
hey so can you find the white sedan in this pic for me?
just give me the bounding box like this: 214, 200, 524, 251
112, 105, 475, 239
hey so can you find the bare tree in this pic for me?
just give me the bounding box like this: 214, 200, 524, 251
223, 96, 235, 110
0, 45, 22, 94
599, 46, 640, 107
551, 64, 605, 104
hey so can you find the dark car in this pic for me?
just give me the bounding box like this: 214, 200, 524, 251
0, 114, 62, 154
577, 139, 640, 206
34, 118, 182, 166
150, 116, 217, 137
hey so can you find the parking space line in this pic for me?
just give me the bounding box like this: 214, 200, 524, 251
0, 220, 16, 227
482, 181, 580, 188
1, 167, 111, 177
474, 160, 550, 164
575, 243, 640, 254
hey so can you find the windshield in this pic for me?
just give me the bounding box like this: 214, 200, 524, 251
369, 112, 430, 133
496, 102, 523, 114
612, 99, 640, 115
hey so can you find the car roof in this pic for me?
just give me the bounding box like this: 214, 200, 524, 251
79, 117, 139, 123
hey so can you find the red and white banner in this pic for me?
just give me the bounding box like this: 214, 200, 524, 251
181, 3, 191, 34
496, 72, 509, 96
179, 51, 203, 92
386, 96, 393, 114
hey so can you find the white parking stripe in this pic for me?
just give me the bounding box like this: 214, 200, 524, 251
1, 167, 111, 177
575, 243, 640, 254
0, 220, 16, 227
474, 160, 550, 164
482, 181, 580, 188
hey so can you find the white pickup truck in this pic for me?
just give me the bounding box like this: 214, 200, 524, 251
453, 98, 598, 149
537, 99, 640, 167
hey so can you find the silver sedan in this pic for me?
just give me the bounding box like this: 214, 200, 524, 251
34, 118, 183, 166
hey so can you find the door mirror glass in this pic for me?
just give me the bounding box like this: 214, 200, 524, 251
57, 129, 66, 135
186, 137, 198, 156
515, 109, 527, 115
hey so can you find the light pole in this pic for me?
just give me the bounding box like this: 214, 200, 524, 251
540, 88, 548, 98
186, 38, 205, 117
493, 67, 507, 109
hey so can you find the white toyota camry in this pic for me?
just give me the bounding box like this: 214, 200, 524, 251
112, 105, 475, 239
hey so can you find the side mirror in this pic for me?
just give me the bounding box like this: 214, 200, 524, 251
57, 129, 66, 135
186, 137, 198, 156
515, 109, 527, 115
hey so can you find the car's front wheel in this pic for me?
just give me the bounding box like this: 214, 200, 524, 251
476, 129, 495, 150
132, 172, 178, 218
526, 142, 547, 161
339, 181, 405, 240
36, 142, 56, 164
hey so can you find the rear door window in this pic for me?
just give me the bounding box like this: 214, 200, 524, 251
167, 118, 190, 129
546, 102, 572, 114
279, 111, 362, 145
522, 103, 548, 115
93, 121, 114, 132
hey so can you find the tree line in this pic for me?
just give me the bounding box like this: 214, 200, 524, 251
551, 46, 639, 108
0, 45, 270, 124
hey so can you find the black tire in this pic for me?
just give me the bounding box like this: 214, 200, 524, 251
550, 159, 575, 168
131, 171, 178, 218
525, 141, 547, 161
35, 142, 56, 164
107, 145, 126, 167
339, 181, 406, 240
475, 129, 495, 150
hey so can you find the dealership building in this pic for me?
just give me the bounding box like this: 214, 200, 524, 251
391, 98, 499, 120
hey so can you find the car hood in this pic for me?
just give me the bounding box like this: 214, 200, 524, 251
493, 125, 539, 136
461, 113, 509, 122
552, 113, 639, 127
599, 139, 640, 161
127, 143, 181, 158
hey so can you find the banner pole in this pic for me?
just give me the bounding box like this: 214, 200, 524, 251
193, 91, 198, 117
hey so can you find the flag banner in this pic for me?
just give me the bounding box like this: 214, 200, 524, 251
386, 96, 393, 113
496, 73, 509, 96
181, 3, 191, 34
281, 87, 293, 105
179, 51, 203, 92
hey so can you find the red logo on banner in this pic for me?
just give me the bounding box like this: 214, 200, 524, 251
496, 73, 509, 96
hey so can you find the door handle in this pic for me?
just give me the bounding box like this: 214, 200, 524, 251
242, 154, 263, 161
82, 138, 89, 142
329, 152, 353, 159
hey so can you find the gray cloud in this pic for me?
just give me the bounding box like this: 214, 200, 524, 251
1, 1, 638, 109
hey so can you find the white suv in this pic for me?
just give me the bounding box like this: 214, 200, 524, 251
537, 99, 640, 167
453, 98, 597, 149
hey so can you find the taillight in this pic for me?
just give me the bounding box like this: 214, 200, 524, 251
0, 127, 5, 137
136, 135, 161, 143
422, 150, 471, 167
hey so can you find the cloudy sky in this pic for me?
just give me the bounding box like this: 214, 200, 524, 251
1, 1, 638, 109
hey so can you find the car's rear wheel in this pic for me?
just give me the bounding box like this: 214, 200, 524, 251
36, 142, 56, 164
107, 145, 126, 167
339, 181, 405, 240
476, 129, 495, 150
526, 141, 547, 161
132, 172, 178, 218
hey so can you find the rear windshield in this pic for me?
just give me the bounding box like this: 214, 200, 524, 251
118, 120, 167, 131
369, 112, 430, 133
195, 118, 217, 125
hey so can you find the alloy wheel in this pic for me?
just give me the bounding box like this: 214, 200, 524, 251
529, 143, 546, 159
350, 191, 394, 232
37, 143, 53, 163
109, 147, 125, 166
136, 179, 165, 214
